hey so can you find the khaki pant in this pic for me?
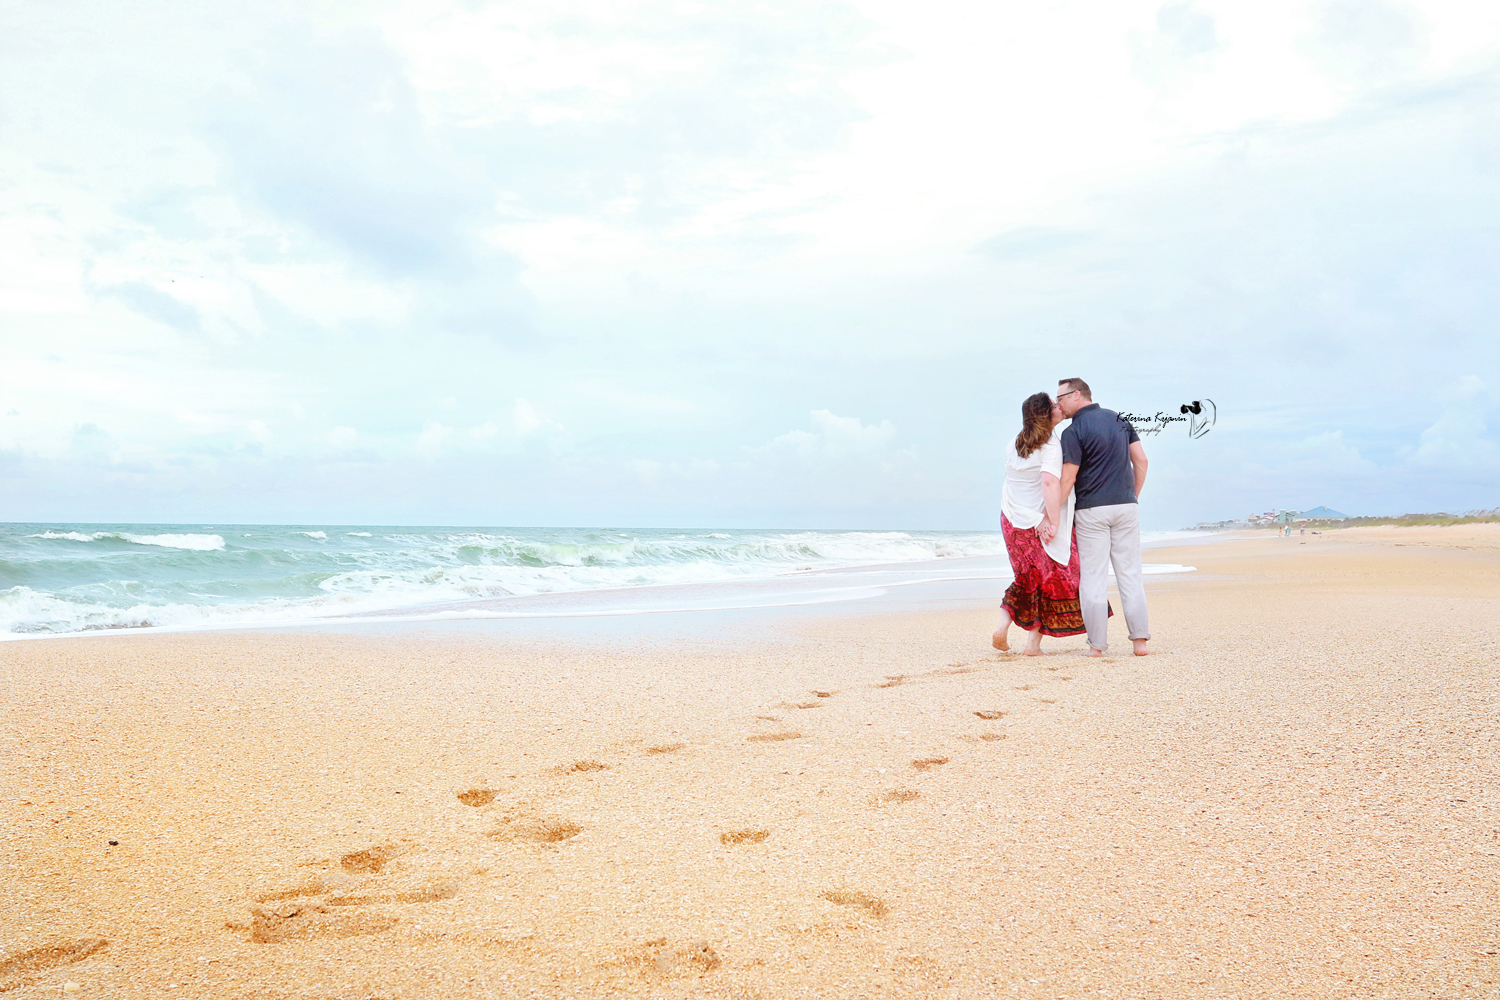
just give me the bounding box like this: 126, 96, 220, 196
1074, 503, 1150, 651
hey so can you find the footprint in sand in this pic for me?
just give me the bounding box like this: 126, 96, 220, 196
624, 938, 722, 979
238, 903, 399, 944
875, 788, 920, 804
820, 890, 889, 918
327, 882, 460, 906
231, 844, 464, 943
973, 710, 1005, 720
0, 939, 108, 992
747, 731, 803, 743
488, 812, 583, 844
254, 872, 459, 911
875, 675, 906, 689
457, 788, 497, 807
719, 828, 770, 845
645, 743, 685, 754
551, 760, 609, 775
254, 878, 333, 903
1013, 684, 1033, 691
810, 690, 837, 698
781, 701, 824, 710
910, 757, 949, 771
341, 845, 401, 874
978, 733, 1007, 742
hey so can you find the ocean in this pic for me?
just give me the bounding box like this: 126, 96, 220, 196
0, 524, 1017, 637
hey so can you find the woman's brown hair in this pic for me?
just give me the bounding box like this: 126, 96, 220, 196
1014, 392, 1054, 459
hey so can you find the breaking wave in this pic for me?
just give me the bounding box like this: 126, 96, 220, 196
29, 530, 226, 551
0, 524, 1012, 636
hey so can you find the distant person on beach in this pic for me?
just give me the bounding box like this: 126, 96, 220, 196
1057, 378, 1150, 657
993, 392, 1092, 655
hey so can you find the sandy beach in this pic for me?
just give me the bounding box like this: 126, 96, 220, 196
2, 526, 1498, 998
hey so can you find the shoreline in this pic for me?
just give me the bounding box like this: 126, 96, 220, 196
3, 526, 1497, 997
0, 530, 1214, 644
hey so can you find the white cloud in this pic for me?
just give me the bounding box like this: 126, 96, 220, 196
1411, 376, 1497, 466
632, 459, 662, 487
326, 426, 358, 448
1282, 430, 1379, 475
757, 410, 897, 459
512, 398, 564, 438
1311, 0, 1426, 85
513, 399, 543, 436
71, 424, 119, 466
416, 420, 453, 457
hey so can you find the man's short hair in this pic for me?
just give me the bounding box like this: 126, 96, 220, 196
1058, 377, 1092, 399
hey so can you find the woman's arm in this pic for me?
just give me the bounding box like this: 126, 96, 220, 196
1039, 471, 1061, 542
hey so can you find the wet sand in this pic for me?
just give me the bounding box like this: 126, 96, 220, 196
2, 526, 1498, 997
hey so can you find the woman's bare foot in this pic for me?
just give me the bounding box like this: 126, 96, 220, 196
1133, 639, 1150, 656
1023, 629, 1043, 656
992, 609, 1013, 651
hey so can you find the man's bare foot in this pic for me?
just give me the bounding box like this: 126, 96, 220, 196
1081, 647, 1104, 657
992, 630, 1010, 651
1133, 639, 1150, 656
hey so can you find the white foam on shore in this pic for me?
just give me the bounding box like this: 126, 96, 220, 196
0, 556, 1197, 641
1, 524, 1204, 640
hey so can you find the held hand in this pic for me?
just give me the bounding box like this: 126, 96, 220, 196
1038, 519, 1056, 543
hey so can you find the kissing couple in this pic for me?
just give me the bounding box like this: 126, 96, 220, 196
993, 378, 1151, 657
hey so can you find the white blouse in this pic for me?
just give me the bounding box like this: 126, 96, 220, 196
1001, 431, 1075, 566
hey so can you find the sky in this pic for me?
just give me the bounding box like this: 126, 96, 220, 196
1, 0, 1497, 530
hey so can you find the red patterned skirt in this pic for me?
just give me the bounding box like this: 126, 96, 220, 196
1000, 513, 1105, 637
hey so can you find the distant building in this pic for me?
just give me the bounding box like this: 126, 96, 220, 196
1298, 506, 1348, 520
1237, 507, 1351, 526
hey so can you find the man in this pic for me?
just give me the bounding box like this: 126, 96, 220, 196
1056, 378, 1150, 656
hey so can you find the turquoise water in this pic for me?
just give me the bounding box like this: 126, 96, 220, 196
0, 523, 1007, 636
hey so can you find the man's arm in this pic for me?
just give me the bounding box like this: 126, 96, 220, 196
1060, 462, 1079, 501
1128, 441, 1148, 498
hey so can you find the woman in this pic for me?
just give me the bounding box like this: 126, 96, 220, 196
992, 392, 1100, 654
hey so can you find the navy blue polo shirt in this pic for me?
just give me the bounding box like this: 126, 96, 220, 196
1060, 403, 1140, 509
